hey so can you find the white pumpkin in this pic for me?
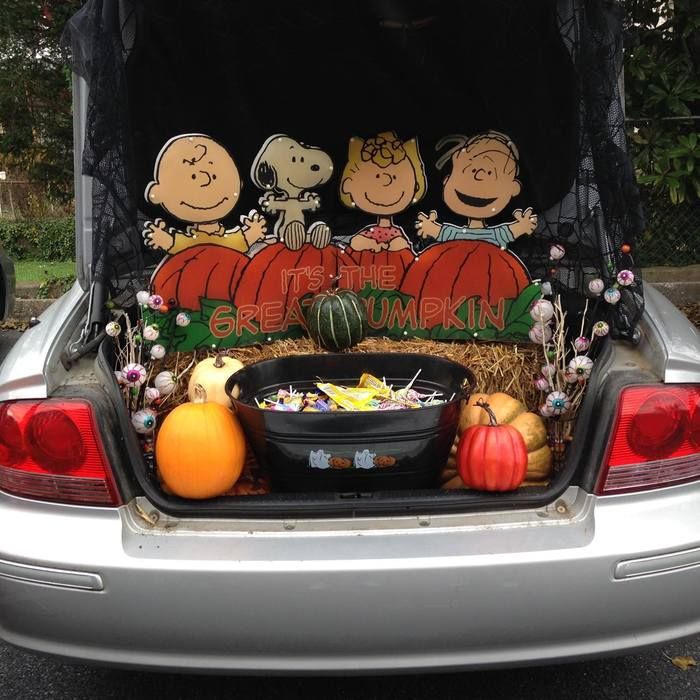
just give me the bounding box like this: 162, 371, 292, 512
187, 354, 243, 408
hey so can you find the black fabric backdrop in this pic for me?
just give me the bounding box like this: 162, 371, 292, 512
64, 0, 645, 339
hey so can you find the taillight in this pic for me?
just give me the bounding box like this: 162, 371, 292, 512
0, 399, 121, 506
596, 385, 700, 495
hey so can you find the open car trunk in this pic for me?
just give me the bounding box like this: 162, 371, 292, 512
98, 337, 617, 519
65, 1, 645, 517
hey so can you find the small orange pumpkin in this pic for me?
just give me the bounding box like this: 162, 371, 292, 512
457, 400, 528, 492
156, 385, 245, 499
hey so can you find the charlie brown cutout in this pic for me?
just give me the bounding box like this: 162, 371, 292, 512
416, 131, 537, 247
339, 131, 426, 253
142, 134, 266, 255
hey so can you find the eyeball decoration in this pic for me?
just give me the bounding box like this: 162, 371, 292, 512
530, 299, 554, 323
573, 336, 590, 353
545, 391, 571, 416
568, 355, 594, 380
539, 403, 555, 418
549, 244, 566, 261
147, 294, 164, 310
175, 312, 191, 327
154, 370, 176, 396
616, 270, 635, 287
588, 278, 605, 296
114, 370, 126, 385
529, 322, 553, 343
150, 343, 166, 360
534, 376, 550, 392
121, 363, 147, 387
132, 409, 157, 434
143, 324, 160, 342
593, 320, 610, 337
604, 288, 621, 305
144, 387, 160, 404
105, 321, 121, 337
541, 364, 557, 379
564, 369, 579, 384
136, 290, 151, 306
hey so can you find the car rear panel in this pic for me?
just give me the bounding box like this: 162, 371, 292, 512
1, 483, 700, 672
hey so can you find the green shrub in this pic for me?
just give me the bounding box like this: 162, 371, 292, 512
0, 217, 74, 261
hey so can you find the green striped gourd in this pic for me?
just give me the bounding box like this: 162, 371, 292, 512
307, 288, 367, 351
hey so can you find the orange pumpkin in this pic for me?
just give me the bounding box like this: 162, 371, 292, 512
399, 241, 530, 329
234, 243, 351, 321
151, 245, 248, 310
156, 385, 245, 499
457, 400, 528, 492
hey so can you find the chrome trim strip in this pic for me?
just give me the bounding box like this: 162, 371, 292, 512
0, 558, 103, 591
615, 546, 700, 580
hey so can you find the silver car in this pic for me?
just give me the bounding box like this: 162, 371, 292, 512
0, 0, 699, 674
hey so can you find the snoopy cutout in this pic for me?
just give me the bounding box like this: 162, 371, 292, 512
251, 135, 334, 251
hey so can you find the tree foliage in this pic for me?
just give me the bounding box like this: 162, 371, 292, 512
625, 0, 700, 203
0, 1, 82, 202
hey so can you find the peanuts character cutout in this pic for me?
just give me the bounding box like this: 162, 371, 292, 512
339, 132, 426, 253
142, 134, 266, 255
251, 135, 334, 251
415, 131, 537, 248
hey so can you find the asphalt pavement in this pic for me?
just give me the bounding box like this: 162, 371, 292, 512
0, 637, 698, 699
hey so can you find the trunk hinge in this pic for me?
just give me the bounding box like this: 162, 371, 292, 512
61, 279, 107, 369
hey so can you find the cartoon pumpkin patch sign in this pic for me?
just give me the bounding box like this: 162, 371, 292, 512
144, 131, 542, 350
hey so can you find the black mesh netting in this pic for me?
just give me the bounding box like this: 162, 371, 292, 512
62, 0, 645, 340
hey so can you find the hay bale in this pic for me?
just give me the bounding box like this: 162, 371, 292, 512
155, 337, 541, 410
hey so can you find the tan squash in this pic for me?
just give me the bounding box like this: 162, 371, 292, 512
187, 353, 244, 407
450, 392, 553, 486
527, 445, 554, 480
481, 392, 527, 426
459, 392, 490, 432
509, 412, 548, 452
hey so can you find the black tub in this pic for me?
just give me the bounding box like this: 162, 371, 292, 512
226, 353, 474, 493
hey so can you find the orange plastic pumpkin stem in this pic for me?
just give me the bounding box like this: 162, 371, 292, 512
475, 399, 499, 427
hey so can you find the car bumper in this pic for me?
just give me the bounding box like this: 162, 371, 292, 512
1, 484, 700, 673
